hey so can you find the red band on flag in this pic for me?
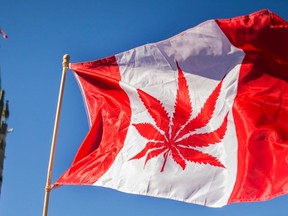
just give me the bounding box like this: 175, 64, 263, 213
54, 56, 131, 186
216, 9, 288, 203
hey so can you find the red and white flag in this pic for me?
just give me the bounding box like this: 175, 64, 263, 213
0, 28, 8, 40
54, 10, 288, 207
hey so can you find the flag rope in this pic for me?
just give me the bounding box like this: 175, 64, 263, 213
42, 54, 70, 216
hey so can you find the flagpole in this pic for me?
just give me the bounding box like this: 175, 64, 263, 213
42, 54, 70, 216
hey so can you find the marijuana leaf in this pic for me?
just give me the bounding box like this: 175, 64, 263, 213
129, 62, 227, 172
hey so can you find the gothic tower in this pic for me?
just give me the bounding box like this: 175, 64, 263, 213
0, 89, 9, 195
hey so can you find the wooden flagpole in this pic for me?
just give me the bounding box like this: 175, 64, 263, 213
42, 54, 70, 216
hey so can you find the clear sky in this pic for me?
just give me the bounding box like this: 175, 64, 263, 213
0, 0, 288, 215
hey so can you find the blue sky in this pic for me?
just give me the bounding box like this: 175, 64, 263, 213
0, 0, 288, 215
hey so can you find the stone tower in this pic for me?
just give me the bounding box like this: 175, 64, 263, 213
0, 89, 9, 195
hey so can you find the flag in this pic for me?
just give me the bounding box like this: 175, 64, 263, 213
54, 9, 288, 207
0, 28, 8, 40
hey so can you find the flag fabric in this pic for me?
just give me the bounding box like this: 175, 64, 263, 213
0, 28, 8, 40
54, 9, 288, 207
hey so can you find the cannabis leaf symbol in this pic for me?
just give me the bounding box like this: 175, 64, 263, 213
129, 62, 227, 172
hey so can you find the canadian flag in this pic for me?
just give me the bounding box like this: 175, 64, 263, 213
0, 28, 8, 40
54, 10, 288, 207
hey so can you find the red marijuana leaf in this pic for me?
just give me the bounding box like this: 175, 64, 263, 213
129, 62, 227, 172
